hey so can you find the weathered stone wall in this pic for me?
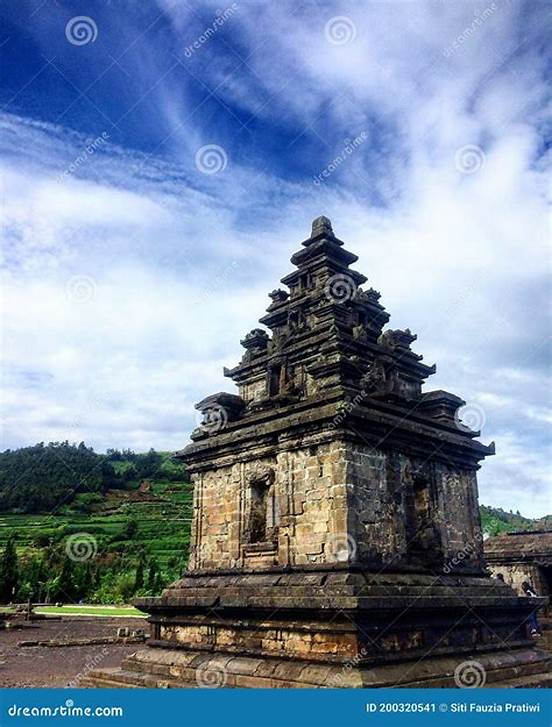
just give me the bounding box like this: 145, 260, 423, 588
435, 465, 483, 569
277, 441, 350, 566
159, 621, 358, 661
189, 464, 242, 570
239, 377, 267, 405
188, 439, 485, 573
487, 563, 550, 597
345, 447, 483, 570
189, 440, 354, 570
347, 445, 400, 563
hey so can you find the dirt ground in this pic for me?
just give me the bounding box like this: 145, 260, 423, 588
0, 616, 148, 687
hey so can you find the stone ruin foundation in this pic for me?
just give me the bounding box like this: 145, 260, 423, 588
84, 217, 551, 687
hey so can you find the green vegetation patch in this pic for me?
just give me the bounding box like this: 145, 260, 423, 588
34, 605, 145, 617
0, 444, 192, 606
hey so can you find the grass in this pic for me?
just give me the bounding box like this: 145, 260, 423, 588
34, 604, 146, 617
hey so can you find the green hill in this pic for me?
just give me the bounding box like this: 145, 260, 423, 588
0, 444, 192, 605
480, 505, 552, 536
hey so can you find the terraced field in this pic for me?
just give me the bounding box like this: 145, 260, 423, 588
0, 478, 194, 570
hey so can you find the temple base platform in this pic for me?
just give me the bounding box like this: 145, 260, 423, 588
81, 569, 552, 688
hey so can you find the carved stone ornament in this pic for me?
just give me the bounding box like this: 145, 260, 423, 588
246, 465, 275, 488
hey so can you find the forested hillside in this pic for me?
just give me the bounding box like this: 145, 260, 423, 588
480, 504, 552, 535
0, 444, 192, 605
0, 442, 184, 514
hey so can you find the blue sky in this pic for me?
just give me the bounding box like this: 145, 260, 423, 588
0, 0, 550, 516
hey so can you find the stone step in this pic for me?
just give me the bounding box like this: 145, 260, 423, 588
491, 672, 552, 688
81, 668, 192, 689
372, 649, 552, 688
82, 649, 552, 690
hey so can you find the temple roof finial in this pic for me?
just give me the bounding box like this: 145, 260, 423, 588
311, 215, 333, 238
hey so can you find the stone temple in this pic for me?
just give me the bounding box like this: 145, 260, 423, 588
86, 217, 551, 687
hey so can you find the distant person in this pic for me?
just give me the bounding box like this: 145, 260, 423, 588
521, 581, 541, 637
495, 573, 505, 582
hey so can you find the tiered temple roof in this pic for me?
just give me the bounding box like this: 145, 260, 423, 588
186, 216, 494, 470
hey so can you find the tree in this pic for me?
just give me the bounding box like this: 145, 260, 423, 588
53, 556, 75, 602
134, 552, 146, 591
122, 518, 138, 540
154, 570, 164, 594
0, 442, 126, 513
146, 558, 158, 592
0, 536, 19, 602
135, 449, 162, 479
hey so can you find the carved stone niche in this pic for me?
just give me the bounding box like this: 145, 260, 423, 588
402, 461, 444, 570
360, 359, 387, 395
242, 466, 278, 564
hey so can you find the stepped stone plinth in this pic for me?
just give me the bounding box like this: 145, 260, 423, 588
83, 217, 550, 688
